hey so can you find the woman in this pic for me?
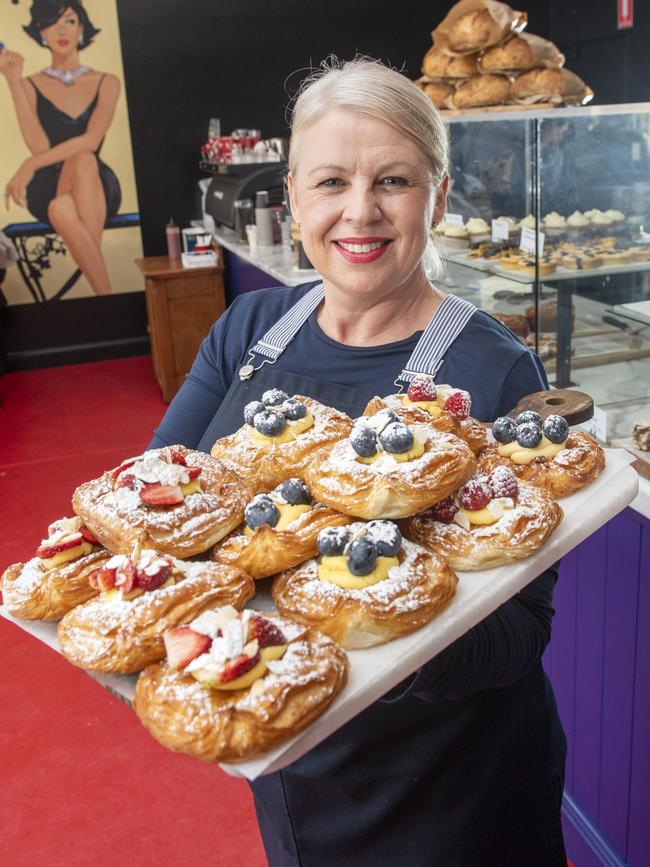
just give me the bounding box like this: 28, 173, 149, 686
151, 60, 567, 866
1, 0, 121, 296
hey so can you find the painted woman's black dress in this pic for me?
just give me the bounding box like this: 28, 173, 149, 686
25, 75, 121, 224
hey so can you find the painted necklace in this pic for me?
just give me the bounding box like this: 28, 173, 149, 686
41, 66, 92, 87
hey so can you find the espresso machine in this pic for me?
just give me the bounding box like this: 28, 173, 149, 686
204, 162, 287, 229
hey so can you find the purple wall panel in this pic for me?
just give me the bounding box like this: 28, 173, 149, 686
598, 512, 641, 855
627, 517, 650, 867
572, 524, 608, 821
551, 547, 579, 790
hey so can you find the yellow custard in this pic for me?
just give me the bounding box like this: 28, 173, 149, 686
180, 478, 202, 496
248, 410, 314, 445
212, 644, 287, 691
318, 554, 399, 590
497, 435, 566, 466
356, 438, 425, 465
40, 540, 93, 570
400, 395, 443, 417
244, 502, 311, 537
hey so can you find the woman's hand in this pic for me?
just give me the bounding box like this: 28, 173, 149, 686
0, 49, 24, 85
5, 159, 35, 210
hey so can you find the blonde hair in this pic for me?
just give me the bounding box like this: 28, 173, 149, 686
288, 57, 448, 279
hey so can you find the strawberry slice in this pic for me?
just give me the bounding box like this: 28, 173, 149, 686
36, 532, 84, 559
136, 561, 172, 591
139, 484, 184, 507
170, 450, 187, 466
79, 525, 100, 546
220, 651, 261, 684
187, 466, 202, 479
164, 626, 212, 670
91, 567, 117, 591
111, 459, 136, 481
115, 561, 137, 594
248, 614, 286, 648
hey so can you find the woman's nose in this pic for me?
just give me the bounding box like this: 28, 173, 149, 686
342, 183, 381, 226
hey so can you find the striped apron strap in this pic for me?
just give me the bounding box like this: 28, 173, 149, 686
395, 294, 476, 389
239, 282, 325, 379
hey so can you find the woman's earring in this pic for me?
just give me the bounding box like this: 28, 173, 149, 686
78, 35, 84, 46
41, 37, 47, 46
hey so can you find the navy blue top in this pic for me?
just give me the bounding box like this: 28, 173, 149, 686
151, 281, 548, 449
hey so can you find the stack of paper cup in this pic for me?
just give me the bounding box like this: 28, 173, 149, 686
255, 190, 274, 246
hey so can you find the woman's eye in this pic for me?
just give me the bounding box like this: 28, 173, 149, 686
318, 178, 344, 188
380, 176, 408, 187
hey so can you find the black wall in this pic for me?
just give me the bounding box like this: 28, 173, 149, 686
5, 0, 650, 368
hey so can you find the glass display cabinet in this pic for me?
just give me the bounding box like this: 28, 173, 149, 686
439, 103, 650, 463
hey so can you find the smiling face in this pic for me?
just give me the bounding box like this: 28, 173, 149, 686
288, 109, 448, 304
40, 7, 83, 57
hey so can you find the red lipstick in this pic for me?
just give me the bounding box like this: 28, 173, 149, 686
332, 238, 391, 264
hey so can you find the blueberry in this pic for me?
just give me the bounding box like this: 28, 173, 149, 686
366, 521, 402, 556
516, 422, 543, 449
283, 398, 307, 421
254, 409, 286, 437
492, 416, 517, 444
515, 410, 543, 428
350, 425, 378, 458
245, 495, 280, 530
542, 414, 569, 444
276, 478, 311, 505
379, 422, 414, 454
347, 538, 378, 576
244, 400, 266, 426
261, 389, 289, 407
317, 526, 351, 557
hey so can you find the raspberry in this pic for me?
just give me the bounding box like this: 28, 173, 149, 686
488, 466, 519, 499
248, 614, 286, 648
429, 496, 459, 523
407, 375, 437, 402
443, 390, 472, 420
460, 480, 492, 511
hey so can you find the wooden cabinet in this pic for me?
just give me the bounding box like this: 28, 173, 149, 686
135, 255, 225, 402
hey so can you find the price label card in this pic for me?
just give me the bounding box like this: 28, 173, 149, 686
491, 219, 510, 242
445, 213, 464, 227
520, 226, 545, 256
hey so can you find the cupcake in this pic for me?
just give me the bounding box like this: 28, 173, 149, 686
566, 210, 590, 238
440, 223, 470, 250
589, 210, 614, 234
542, 212, 567, 238
519, 214, 537, 231
496, 216, 521, 241
466, 217, 490, 244
604, 209, 626, 234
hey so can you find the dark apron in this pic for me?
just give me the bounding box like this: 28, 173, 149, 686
197, 325, 567, 867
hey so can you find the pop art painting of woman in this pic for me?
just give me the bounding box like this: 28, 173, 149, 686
1, 1, 123, 296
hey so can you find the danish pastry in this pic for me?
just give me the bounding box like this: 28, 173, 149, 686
272, 521, 457, 649
364, 376, 487, 456
1, 516, 109, 621
212, 478, 352, 580
57, 545, 254, 674
210, 390, 352, 496
133, 606, 348, 763
478, 411, 605, 498
72, 446, 247, 558
400, 467, 563, 571
305, 409, 476, 520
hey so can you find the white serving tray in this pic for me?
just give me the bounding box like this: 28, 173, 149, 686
0, 448, 638, 780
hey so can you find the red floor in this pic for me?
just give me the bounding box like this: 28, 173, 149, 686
0, 357, 267, 867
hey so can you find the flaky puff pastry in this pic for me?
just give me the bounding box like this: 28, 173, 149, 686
478, 432, 605, 499
134, 624, 348, 764
210, 396, 353, 496
273, 537, 457, 649
72, 446, 247, 558
305, 425, 476, 520
364, 394, 487, 456
57, 559, 254, 674
2, 549, 108, 621
213, 506, 352, 580
401, 484, 563, 571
